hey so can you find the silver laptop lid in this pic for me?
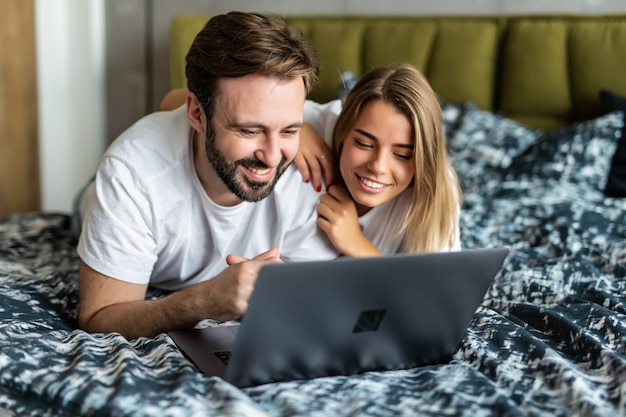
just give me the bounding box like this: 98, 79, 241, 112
224, 248, 508, 387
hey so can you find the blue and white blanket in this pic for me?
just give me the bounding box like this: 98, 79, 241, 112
0, 107, 624, 416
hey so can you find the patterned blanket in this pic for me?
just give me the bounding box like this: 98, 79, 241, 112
0, 107, 624, 416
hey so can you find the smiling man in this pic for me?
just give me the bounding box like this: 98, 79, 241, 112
76, 12, 338, 340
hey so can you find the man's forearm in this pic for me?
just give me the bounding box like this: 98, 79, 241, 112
80, 289, 203, 339
78, 254, 268, 339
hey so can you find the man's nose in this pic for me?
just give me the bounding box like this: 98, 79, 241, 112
255, 133, 282, 168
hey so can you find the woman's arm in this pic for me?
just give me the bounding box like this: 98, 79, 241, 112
160, 88, 189, 111
294, 123, 335, 191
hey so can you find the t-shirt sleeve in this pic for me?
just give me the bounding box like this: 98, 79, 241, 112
77, 157, 157, 284
276, 173, 339, 262
280, 210, 339, 263
303, 99, 342, 146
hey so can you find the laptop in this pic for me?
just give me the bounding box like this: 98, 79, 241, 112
169, 248, 509, 388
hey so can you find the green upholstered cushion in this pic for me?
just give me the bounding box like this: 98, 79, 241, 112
426, 19, 500, 110
295, 18, 500, 108
500, 20, 572, 123
570, 21, 626, 121
291, 18, 367, 103
168, 15, 626, 130
363, 20, 437, 72
169, 15, 211, 89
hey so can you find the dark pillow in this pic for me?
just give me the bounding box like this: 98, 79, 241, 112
337, 71, 358, 102
505, 111, 624, 201
448, 102, 542, 170
447, 102, 542, 197
441, 102, 465, 138
600, 90, 626, 197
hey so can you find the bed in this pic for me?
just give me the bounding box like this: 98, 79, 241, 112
1, 14, 626, 417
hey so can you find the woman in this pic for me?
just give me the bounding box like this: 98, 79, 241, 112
161, 64, 462, 256
301, 64, 462, 256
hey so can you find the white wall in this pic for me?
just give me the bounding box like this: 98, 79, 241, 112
36, 0, 106, 213
151, 0, 626, 16
37, 0, 626, 213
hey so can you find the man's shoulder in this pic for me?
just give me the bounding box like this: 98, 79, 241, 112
104, 106, 191, 171
95, 106, 195, 203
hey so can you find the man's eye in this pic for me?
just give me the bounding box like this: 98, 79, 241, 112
282, 130, 299, 137
241, 129, 257, 137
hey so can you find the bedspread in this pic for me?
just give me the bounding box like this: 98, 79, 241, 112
0, 107, 625, 416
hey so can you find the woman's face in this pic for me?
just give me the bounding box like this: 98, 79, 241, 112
339, 99, 416, 215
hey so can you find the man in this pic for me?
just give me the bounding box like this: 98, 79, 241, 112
76, 12, 338, 340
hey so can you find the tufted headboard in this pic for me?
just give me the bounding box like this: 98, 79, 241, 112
169, 15, 626, 131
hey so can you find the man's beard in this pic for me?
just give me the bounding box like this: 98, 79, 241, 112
204, 127, 291, 202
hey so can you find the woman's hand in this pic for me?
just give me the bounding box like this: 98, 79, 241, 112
294, 123, 336, 192
316, 185, 382, 257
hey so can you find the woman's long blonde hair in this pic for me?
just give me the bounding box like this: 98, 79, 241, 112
332, 64, 462, 253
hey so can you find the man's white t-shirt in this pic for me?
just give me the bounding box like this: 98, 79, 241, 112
77, 105, 338, 291
303, 99, 461, 254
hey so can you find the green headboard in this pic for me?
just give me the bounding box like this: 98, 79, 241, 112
169, 15, 626, 130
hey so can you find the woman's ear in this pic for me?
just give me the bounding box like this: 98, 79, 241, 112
186, 91, 207, 135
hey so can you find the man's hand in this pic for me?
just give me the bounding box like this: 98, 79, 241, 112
199, 247, 282, 321
225, 246, 279, 265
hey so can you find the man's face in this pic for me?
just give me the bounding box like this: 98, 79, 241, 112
205, 74, 306, 203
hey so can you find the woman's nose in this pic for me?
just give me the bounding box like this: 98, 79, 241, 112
367, 151, 388, 174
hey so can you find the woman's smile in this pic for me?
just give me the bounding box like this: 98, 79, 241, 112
356, 173, 390, 193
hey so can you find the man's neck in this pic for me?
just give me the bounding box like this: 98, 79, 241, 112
192, 131, 242, 207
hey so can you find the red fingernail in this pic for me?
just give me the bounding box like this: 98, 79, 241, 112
316, 185, 321, 192
305, 179, 310, 183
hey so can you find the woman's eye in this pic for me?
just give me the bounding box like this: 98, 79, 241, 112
355, 140, 373, 149
395, 154, 412, 161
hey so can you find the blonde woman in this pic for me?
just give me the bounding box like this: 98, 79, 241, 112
300, 64, 462, 256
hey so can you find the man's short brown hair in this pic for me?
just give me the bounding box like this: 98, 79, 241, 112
185, 11, 320, 120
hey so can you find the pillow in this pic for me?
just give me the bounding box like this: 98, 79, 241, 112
505, 111, 624, 199
441, 102, 464, 138
445, 104, 542, 199
337, 71, 358, 102
448, 102, 543, 170
600, 90, 626, 197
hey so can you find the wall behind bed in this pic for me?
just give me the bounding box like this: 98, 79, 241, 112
36, 0, 626, 214
106, 0, 626, 145
106, 0, 626, 147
